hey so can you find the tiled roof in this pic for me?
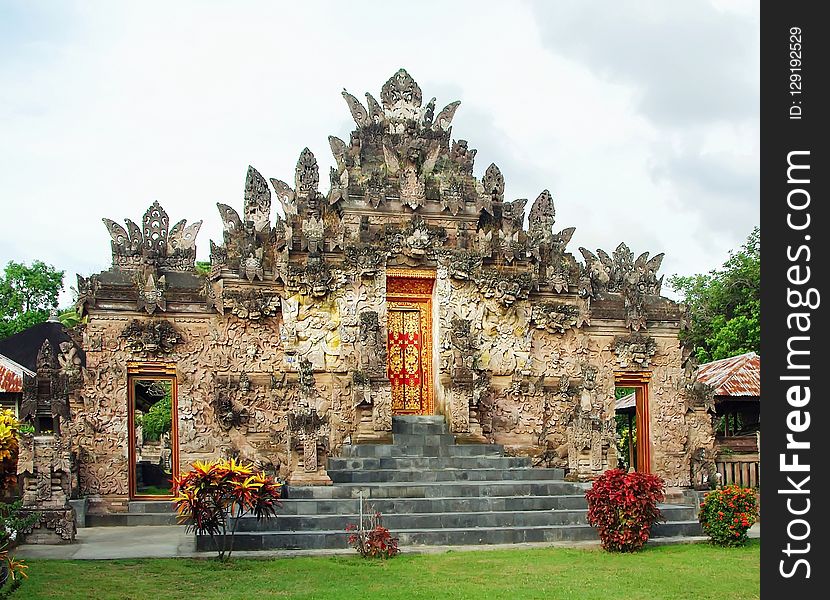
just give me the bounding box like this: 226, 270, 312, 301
615, 391, 636, 410
0, 352, 34, 393
696, 352, 760, 398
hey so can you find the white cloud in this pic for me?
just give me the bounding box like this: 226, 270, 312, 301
0, 0, 758, 304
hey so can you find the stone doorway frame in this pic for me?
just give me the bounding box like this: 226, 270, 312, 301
614, 371, 652, 474
386, 269, 435, 416
127, 361, 180, 500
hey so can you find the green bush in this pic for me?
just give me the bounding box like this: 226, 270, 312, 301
142, 396, 172, 442
698, 485, 757, 546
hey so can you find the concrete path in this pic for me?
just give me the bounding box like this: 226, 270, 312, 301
14, 523, 760, 560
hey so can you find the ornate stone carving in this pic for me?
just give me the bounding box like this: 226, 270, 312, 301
482, 163, 504, 204
241, 248, 264, 282
444, 250, 482, 281
214, 377, 250, 430
450, 140, 476, 174
344, 244, 387, 277
75, 274, 99, 315
121, 319, 182, 355
287, 258, 334, 298
17, 435, 77, 543
383, 216, 448, 263
530, 302, 581, 334
474, 269, 533, 308
358, 311, 386, 378
223, 289, 281, 321
612, 334, 657, 369
102, 201, 201, 272
243, 165, 272, 232
21, 340, 70, 427
136, 274, 166, 315
449, 317, 476, 381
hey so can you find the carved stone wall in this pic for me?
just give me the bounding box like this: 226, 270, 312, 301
70, 69, 712, 511
17, 434, 77, 544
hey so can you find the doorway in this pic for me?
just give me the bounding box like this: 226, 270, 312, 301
386, 270, 435, 415
128, 365, 178, 498
614, 376, 651, 473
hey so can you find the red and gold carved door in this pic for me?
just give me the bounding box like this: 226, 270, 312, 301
388, 309, 426, 413
386, 271, 434, 415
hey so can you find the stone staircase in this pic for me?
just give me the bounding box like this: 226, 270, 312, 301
197, 415, 701, 551
87, 500, 179, 527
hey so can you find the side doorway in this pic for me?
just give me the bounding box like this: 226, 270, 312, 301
128, 364, 179, 498
614, 375, 651, 473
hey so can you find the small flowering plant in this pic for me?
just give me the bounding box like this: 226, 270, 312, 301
698, 485, 757, 546
346, 509, 399, 559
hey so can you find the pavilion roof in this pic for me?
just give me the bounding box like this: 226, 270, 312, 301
696, 352, 760, 398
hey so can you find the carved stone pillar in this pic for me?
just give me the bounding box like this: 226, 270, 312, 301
17, 434, 77, 544
352, 377, 392, 444
286, 360, 332, 486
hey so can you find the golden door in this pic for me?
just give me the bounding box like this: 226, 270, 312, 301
387, 306, 431, 414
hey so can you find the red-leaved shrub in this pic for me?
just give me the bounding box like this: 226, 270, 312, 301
585, 469, 665, 552
346, 511, 399, 559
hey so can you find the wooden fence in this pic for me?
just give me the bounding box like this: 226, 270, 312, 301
715, 453, 760, 488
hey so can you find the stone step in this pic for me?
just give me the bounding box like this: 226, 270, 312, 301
339, 443, 505, 458
327, 467, 565, 484
392, 415, 446, 424
328, 455, 533, 471
87, 512, 179, 527
390, 433, 456, 447
285, 479, 587, 500
198, 523, 601, 551
328, 456, 532, 471
128, 500, 176, 513
200, 516, 701, 552
276, 494, 590, 515
391, 420, 449, 435
651, 520, 704, 537
237, 503, 694, 531
234, 508, 593, 532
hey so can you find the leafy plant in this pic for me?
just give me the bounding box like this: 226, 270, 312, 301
0, 542, 28, 598
0, 411, 21, 497
0, 502, 36, 598
346, 509, 399, 559
669, 227, 759, 363
172, 459, 283, 560
0, 260, 64, 339
585, 469, 665, 552
698, 485, 757, 547
142, 395, 172, 442
0, 501, 40, 548
16, 424, 34, 437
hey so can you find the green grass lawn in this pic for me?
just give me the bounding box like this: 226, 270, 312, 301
15, 541, 759, 600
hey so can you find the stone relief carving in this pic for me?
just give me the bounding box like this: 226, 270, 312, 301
530, 302, 582, 334
102, 201, 201, 272
120, 319, 183, 355
17, 434, 77, 543
612, 334, 658, 369
136, 274, 166, 315
214, 376, 250, 431
21, 340, 71, 427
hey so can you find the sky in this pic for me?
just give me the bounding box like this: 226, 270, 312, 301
0, 0, 759, 305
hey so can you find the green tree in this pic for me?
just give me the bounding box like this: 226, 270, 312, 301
0, 260, 64, 339
669, 227, 760, 363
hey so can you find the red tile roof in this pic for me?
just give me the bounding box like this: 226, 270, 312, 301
0, 352, 34, 393
696, 352, 760, 398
